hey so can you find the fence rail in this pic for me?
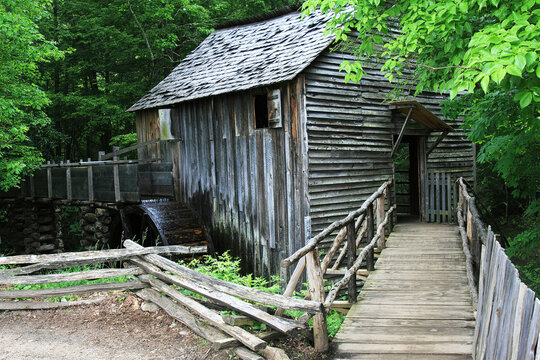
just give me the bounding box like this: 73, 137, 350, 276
280, 177, 395, 351
0, 241, 319, 358
457, 177, 539, 360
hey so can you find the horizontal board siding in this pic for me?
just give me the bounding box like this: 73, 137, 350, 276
304, 50, 474, 234
167, 78, 309, 278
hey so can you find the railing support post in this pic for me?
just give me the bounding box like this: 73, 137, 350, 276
366, 204, 375, 271
66, 160, 72, 201
306, 249, 328, 352
346, 221, 357, 303
377, 191, 386, 249
112, 146, 121, 203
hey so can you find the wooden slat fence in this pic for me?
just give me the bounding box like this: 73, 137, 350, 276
425, 171, 458, 223
0, 140, 177, 203
280, 178, 396, 351
457, 178, 539, 360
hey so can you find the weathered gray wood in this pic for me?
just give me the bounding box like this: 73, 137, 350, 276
0, 267, 144, 285
129, 256, 303, 335
0, 280, 146, 299
365, 203, 375, 271
123, 240, 322, 314
377, 192, 386, 248
47, 163, 53, 198
234, 347, 264, 360
346, 221, 356, 303
136, 288, 239, 350
321, 214, 365, 274
281, 178, 392, 268
391, 106, 413, 157
332, 222, 367, 271
275, 256, 305, 317
325, 205, 395, 307
66, 160, 72, 200
87, 163, 94, 201
137, 276, 266, 351
0, 246, 206, 276
305, 249, 328, 352
0, 244, 207, 266
0, 297, 111, 310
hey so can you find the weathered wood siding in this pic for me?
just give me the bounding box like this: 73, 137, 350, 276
136, 109, 160, 143
168, 77, 310, 278
303, 50, 475, 234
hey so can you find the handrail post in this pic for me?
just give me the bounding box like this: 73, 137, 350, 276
98, 151, 105, 161
66, 160, 72, 200
113, 146, 121, 203
377, 190, 386, 248
305, 249, 328, 352
47, 161, 53, 199
87, 159, 94, 202
346, 221, 357, 303
366, 204, 375, 271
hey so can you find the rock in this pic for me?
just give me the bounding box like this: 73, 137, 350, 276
37, 216, 54, 224
140, 301, 159, 313
39, 234, 55, 241
84, 213, 97, 223
80, 206, 91, 212
95, 208, 108, 217
38, 224, 55, 232
83, 224, 95, 233
95, 223, 109, 233
100, 216, 112, 225
38, 244, 56, 252
94, 231, 104, 239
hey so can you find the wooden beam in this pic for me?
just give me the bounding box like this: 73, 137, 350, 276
87, 160, 94, 201
391, 106, 414, 157
123, 240, 322, 314
275, 256, 305, 317
426, 130, 449, 157
306, 250, 328, 352
346, 221, 356, 303
0, 267, 144, 285
0, 280, 146, 299
137, 276, 267, 352
129, 257, 302, 335
0, 297, 111, 311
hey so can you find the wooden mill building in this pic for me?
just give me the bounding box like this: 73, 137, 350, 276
128, 8, 475, 277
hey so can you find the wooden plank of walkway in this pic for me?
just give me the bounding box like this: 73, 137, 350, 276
332, 222, 474, 360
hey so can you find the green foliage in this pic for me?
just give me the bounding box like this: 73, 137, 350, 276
183, 251, 281, 292
0, 0, 62, 190
59, 205, 82, 251
326, 309, 345, 338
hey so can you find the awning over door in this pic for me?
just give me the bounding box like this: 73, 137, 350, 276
389, 100, 454, 157
389, 100, 454, 131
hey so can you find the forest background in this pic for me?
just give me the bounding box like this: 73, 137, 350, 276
0, 0, 538, 290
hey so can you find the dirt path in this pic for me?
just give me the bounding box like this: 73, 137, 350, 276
0, 296, 229, 360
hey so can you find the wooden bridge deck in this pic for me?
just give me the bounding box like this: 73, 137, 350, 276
332, 221, 475, 359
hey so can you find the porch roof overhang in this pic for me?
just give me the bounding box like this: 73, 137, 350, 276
389, 100, 454, 132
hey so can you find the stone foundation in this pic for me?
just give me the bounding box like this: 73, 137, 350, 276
0, 199, 119, 255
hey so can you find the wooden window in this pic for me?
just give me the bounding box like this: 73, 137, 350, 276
254, 89, 282, 129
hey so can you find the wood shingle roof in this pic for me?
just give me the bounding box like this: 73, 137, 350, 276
128, 10, 332, 111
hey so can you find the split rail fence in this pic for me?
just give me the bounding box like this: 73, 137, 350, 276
457, 178, 539, 360
0, 241, 323, 359
280, 177, 395, 351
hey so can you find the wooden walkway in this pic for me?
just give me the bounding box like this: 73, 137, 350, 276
332, 221, 475, 359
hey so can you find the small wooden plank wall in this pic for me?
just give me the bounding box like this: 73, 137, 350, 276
425, 171, 459, 223
473, 227, 540, 360
168, 77, 310, 278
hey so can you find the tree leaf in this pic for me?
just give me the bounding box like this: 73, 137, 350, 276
492, 67, 507, 84
515, 54, 527, 71
481, 75, 490, 93
519, 91, 532, 108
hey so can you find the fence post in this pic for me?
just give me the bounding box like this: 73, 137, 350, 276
366, 204, 375, 271
47, 161, 53, 199
346, 221, 357, 303
98, 151, 105, 161
377, 191, 386, 248
112, 146, 121, 203
66, 160, 72, 200
305, 249, 328, 352
87, 161, 94, 202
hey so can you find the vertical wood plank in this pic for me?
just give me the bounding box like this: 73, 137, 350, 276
66, 160, 72, 200
447, 173, 452, 223
377, 192, 385, 248
47, 161, 53, 199
429, 173, 434, 222
435, 171, 440, 223
441, 171, 446, 222
87, 162, 94, 201
366, 204, 374, 271
113, 146, 120, 202
346, 221, 356, 303
305, 250, 328, 352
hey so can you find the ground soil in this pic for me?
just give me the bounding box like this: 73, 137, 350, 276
0, 292, 328, 360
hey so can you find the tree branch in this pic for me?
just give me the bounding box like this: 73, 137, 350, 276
126, 0, 154, 62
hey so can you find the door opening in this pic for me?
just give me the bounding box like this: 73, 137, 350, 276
393, 136, 423, 219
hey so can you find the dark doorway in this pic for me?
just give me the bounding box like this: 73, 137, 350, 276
393, 136, 422, 217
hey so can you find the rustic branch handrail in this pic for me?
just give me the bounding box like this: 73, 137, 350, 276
281, 178, 393, 268
458, 178, 487, 244
324, 204, 396, 308
456, 195, 479, 310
